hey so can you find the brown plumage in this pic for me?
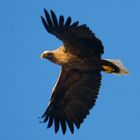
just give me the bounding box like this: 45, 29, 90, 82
40, 9, 128, 134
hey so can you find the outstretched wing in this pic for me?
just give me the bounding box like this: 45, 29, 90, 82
42, 67, 101, 134
41, 9, 104, 58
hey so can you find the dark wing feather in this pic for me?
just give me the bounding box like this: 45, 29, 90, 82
47, 115, 53, 128
41, 9, 104, 57
65, 17, 71, 27
59, 16, 64, 29
50, 10, 58, 30
44, 9, 53, 29
42, 67, 101, 134
54, 111, 60, 133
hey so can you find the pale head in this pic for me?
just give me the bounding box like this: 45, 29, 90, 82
40, 50, 53, 59
40, 46, 77, 65
40, 50, 61, 64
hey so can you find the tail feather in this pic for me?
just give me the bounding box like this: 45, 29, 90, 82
102, 59, 129, 75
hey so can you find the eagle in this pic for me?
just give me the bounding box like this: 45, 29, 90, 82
40, 9, 128, 134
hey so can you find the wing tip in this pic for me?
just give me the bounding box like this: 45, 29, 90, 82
44, 8, 47, 13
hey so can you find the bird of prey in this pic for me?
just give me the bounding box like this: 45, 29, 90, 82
40, 9, 128, 134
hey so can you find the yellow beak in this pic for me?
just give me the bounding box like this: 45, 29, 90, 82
40, 51, 47, 59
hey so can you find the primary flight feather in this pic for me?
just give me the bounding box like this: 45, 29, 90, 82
40, 9, 128, 134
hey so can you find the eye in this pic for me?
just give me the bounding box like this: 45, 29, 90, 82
46, 52, 53, 58
47, 52, 52, 56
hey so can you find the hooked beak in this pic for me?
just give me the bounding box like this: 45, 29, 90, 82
40, 51, 48, 59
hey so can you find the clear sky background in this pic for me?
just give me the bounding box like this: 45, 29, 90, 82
0, 0, 140, 140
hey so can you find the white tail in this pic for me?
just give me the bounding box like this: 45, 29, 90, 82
105, 59, 129, 75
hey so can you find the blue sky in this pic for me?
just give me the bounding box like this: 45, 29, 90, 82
0, 0, 140, 139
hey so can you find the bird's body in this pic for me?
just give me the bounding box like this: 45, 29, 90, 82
41, 45, 102, 71
40, 9, 128, 134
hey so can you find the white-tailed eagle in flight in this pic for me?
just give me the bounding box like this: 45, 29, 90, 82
40, 9, 128, 134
